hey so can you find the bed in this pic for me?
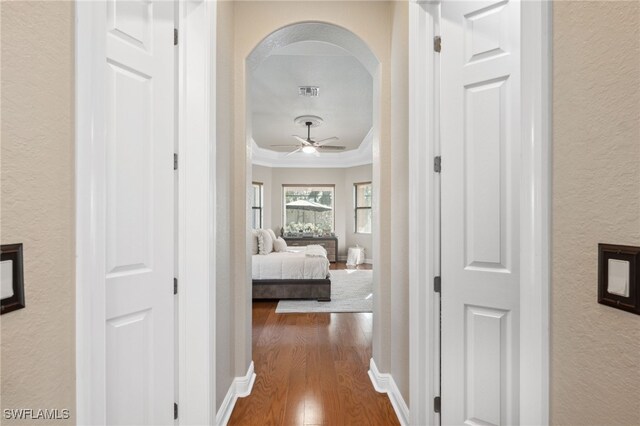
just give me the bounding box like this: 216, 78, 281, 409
252, 248, 331, 301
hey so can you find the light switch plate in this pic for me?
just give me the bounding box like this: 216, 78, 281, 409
607, 259, 630, 297
0, 260, 14, 299
598, 244, 639, 315
1, 243, 25, 315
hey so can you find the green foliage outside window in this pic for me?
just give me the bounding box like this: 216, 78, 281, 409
283, 186, 334, 235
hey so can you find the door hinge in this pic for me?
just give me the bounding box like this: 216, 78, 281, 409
174, 28, 178, 46
174, 402, 178, 420
434, 396, 441, 413
434, 36, 441, 53
173, 278, 178, 295
434, 156, 441, 173
174, 153, 178, 170
434, 276, 441, 293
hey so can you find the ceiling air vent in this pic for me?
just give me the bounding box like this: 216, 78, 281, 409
298, 86, 319, 97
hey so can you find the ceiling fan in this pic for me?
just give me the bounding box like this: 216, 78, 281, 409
270, 117, 346, 156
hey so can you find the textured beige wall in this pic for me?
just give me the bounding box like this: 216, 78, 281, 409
215, 0, 237, 412
0, 2, 75, 424
343, 164, 373, 259
552, 2, 640, 424
390, 0, 409, 404
251, 164, 273, 230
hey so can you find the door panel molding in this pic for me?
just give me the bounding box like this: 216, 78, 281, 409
441, 0, 521, 419
76, 1, 217, 424
408, 1, 551, 424
77, 1, 176, 424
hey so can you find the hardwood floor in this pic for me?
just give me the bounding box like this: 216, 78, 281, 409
228, 262, 399, 426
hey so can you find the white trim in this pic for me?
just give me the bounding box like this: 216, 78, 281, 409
519, 1, 552, 423
368, 359, 409, 426
408, 2, 439, 425
336, 256, 374, 265
234, 363, 256, 398
407, 1, 552, 424
177, 1, 216, 424
215, 362, 257, 426
75, 2, 107, 423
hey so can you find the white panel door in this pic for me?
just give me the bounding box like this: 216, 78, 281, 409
440, 0, 521, 424
104, 1, 175, 424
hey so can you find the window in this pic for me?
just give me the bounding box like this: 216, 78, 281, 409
251, 182, 263, 229
354, 182, 372, 234
283, 185, 334, 235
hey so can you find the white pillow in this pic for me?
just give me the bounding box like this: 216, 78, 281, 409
273, 237, 287, 252
267, 228, 277, 242
258, 229, 273, 255
251, 229, 259, 255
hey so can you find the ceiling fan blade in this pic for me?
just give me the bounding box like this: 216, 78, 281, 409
317, 145, 346, 151
314, 136, 339, 146
285, 147, 302, 157
270, 144, 299, 148
292, 135, 311, 145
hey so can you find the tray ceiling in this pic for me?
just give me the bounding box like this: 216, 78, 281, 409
251, 41, 373, 153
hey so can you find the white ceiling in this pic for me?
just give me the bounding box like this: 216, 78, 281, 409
251, 41, 373, 154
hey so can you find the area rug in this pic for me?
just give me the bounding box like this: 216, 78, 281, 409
275, 269, 373, 314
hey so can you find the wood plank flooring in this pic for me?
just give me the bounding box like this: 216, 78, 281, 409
228, 263, 399, 426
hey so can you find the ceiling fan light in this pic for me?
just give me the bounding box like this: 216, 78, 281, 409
302, 146, 317, 154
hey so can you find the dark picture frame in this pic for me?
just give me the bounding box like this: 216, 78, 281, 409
1, 243, 25, 315
598, 243, 640, 315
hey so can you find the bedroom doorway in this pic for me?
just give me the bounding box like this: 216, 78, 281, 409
235, 20, 385, 422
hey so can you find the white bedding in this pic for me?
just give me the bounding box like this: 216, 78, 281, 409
252, 249, 330, 280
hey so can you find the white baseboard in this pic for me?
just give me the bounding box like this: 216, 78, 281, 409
215, 361, 256, 426
368, 358, 409, 426
337, 255, 374, 265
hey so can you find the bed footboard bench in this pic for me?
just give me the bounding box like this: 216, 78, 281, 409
252, 278, 331, 302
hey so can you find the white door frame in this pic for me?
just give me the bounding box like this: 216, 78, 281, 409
408, 2, 440, 424
408, 1, 552, 424
75, 1, 217, 424
176, 1, 216, 425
